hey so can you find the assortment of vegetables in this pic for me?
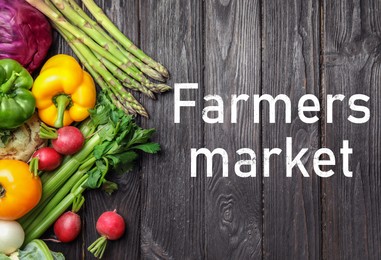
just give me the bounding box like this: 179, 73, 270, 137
0, 0, 169, 258
25, 0, 171, 117
19, 92, 160, 249
0, 0, 52, 73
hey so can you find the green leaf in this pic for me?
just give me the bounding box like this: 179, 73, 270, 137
88, 99, 111, 126
17, 239, 65, 260
115, 161, 135, 174
93, 141, 113, 159
83, 168, 102, 189
107, 151, 138, 167
128, 128, 156, 147
83, 159, 110, 189
133, 142, 161, 154
102, 180, 118, 195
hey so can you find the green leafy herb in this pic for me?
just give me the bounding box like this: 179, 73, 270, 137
101, 180, 118, 195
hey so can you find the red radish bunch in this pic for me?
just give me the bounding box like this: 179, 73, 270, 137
53, 211, 81, 243
88, 210, 126, 258
52, 126, 85, 155
34, 125, 85, 171
32, 147, 62, 171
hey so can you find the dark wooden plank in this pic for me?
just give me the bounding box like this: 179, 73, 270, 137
322, 0, 381, 259
262, 0, 321, 259
204, 1, 262, 259
139, 0, 205, 259
79, 0, 142, 259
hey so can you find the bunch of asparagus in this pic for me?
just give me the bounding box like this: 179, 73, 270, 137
25, 0, 170, 117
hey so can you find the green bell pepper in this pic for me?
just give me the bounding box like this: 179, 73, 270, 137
0, 59, 36, 129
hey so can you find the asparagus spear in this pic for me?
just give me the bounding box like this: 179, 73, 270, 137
56, 24, 148, 117
93, 52, 156, 99
28, 0, 170, 119
82, 0, 169, 78
66, 0, 166, 82
27, 0, 148, 86
51, 0, 128, 64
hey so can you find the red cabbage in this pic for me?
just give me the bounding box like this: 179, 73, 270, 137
0, 0, 52, 73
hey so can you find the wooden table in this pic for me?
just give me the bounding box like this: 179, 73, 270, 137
47, 0, 381, 259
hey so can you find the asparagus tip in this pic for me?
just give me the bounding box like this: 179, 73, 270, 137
160, 67, 170, 79
156, 84, 172, 93
146, 90, 156, 100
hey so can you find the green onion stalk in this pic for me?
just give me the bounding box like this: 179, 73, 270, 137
25, 0, 171, 118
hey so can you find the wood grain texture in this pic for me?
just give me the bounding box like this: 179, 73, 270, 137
139, 0, 205, 259
322, 0, 381, 259
80, 0, 142, 259
262, 0, 321, 259
204, 1, 262, 259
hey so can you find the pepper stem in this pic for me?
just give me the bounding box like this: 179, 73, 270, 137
0, 185, 5, 199
54, 95, 71, 128
0, 71, 19, 93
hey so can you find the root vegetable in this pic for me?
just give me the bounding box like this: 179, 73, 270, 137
52, 126, 85, 155
88, 210, 125, 258
40, 124, 85, 155
0, 220, 25, 255
96, 210, 125, 240
0, 113, 46, 162
32, 147, 62, 171
53, 211, 81, 243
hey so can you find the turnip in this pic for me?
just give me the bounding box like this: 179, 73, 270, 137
0, 220, 25, 255
32, 147, 62, 171
52, 126, 85, 155
88, 210, 126, 259
53, 211, 81, 243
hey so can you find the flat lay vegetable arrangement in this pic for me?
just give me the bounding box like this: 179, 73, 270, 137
0, 0, 169, 259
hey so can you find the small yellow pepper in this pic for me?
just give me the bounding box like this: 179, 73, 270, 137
32, 54, 96, 128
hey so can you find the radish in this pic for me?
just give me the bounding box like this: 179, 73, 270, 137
52, 126, 85, 155
53, 211, 81, 243
0, 220, 25, 255
32, 147, 62, 171
88, 210, 126, 259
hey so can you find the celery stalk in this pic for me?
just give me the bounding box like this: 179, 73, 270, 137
22, 158, 95, 232
23, 174, 88, 245
40, 133, 101, 204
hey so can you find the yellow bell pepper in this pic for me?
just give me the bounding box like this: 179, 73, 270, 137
32, 54, 96, 128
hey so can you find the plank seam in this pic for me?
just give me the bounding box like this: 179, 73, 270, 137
201, 0, 207, 259
259, 0, 265, 259
319, 0, 326, 259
